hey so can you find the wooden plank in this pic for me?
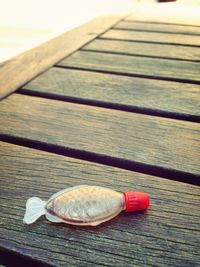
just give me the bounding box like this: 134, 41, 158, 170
0, 94, 199, 179
22, 67, 200, 120
101, 29, 200, 46
0, 11, 132, 100
58, 51, 200, 84
114, 21, 200, 35
1, 142, 200, 266
83, 39, 200, 61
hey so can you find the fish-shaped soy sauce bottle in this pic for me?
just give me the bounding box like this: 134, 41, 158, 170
23, 185, 150, 226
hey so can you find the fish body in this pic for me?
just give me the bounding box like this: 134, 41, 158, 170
24, 185, 123, 226
23, 185, 150, 226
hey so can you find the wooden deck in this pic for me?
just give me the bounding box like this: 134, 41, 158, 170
0, 9, 200, 267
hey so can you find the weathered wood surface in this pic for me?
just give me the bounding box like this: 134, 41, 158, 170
1, 9, 200, 267
0, 12, 132, 100
1, 142, 200, 267
58, 51, 200, 83
22, 67, 200, 121
114, 21, 200, 35
0, 94, 199, 180
84, 39, 200, 61
101, 29, 200, 46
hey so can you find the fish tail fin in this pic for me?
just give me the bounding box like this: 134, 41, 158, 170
23, 197, 46, 224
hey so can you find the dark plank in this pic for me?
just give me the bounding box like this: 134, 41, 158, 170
114, 21, 200, 35
58, 51, 200, 84
22, 67, 200, 120
101, 29, 200, 46
0, 13, 130, 99
0, 94, 199, 178
1, 142, 200, 267
83, 39, 200, 61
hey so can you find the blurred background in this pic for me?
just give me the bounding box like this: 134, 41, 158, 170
0, 0, 199, 63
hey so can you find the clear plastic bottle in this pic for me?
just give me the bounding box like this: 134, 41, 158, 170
23, 185, 150, 226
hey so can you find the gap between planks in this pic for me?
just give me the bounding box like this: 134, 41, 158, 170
17, 88, 200, 123
101, 29, 200, 47
20, 67, 200, 123
1, 133, 199, 186
57, 50, 200, 85
83, 38, 200, 62
113, 21, 200, 36
0, 94, 199, 185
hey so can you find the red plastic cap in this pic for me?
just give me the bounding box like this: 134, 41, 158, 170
123, 192, 150, 212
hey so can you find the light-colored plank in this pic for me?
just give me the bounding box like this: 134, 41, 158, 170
0, 10, 132, 100
22, 67, 200, 120
115, 21, 200, 35
1, 142, 200, 266
58, 51, 200, 83
101, 29, 200, 46
84, 38, 200, 61
0, 94, 199, 177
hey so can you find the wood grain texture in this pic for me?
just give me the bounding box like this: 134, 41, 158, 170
0, 94, 199, 177
22, 67, 200, 120
101, 29, 200, 46
84, 39, 200, 61
1, 142, 200, 267
114, 21, 200, 35
58, 51, 200, 83
0, 12, 131, 100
